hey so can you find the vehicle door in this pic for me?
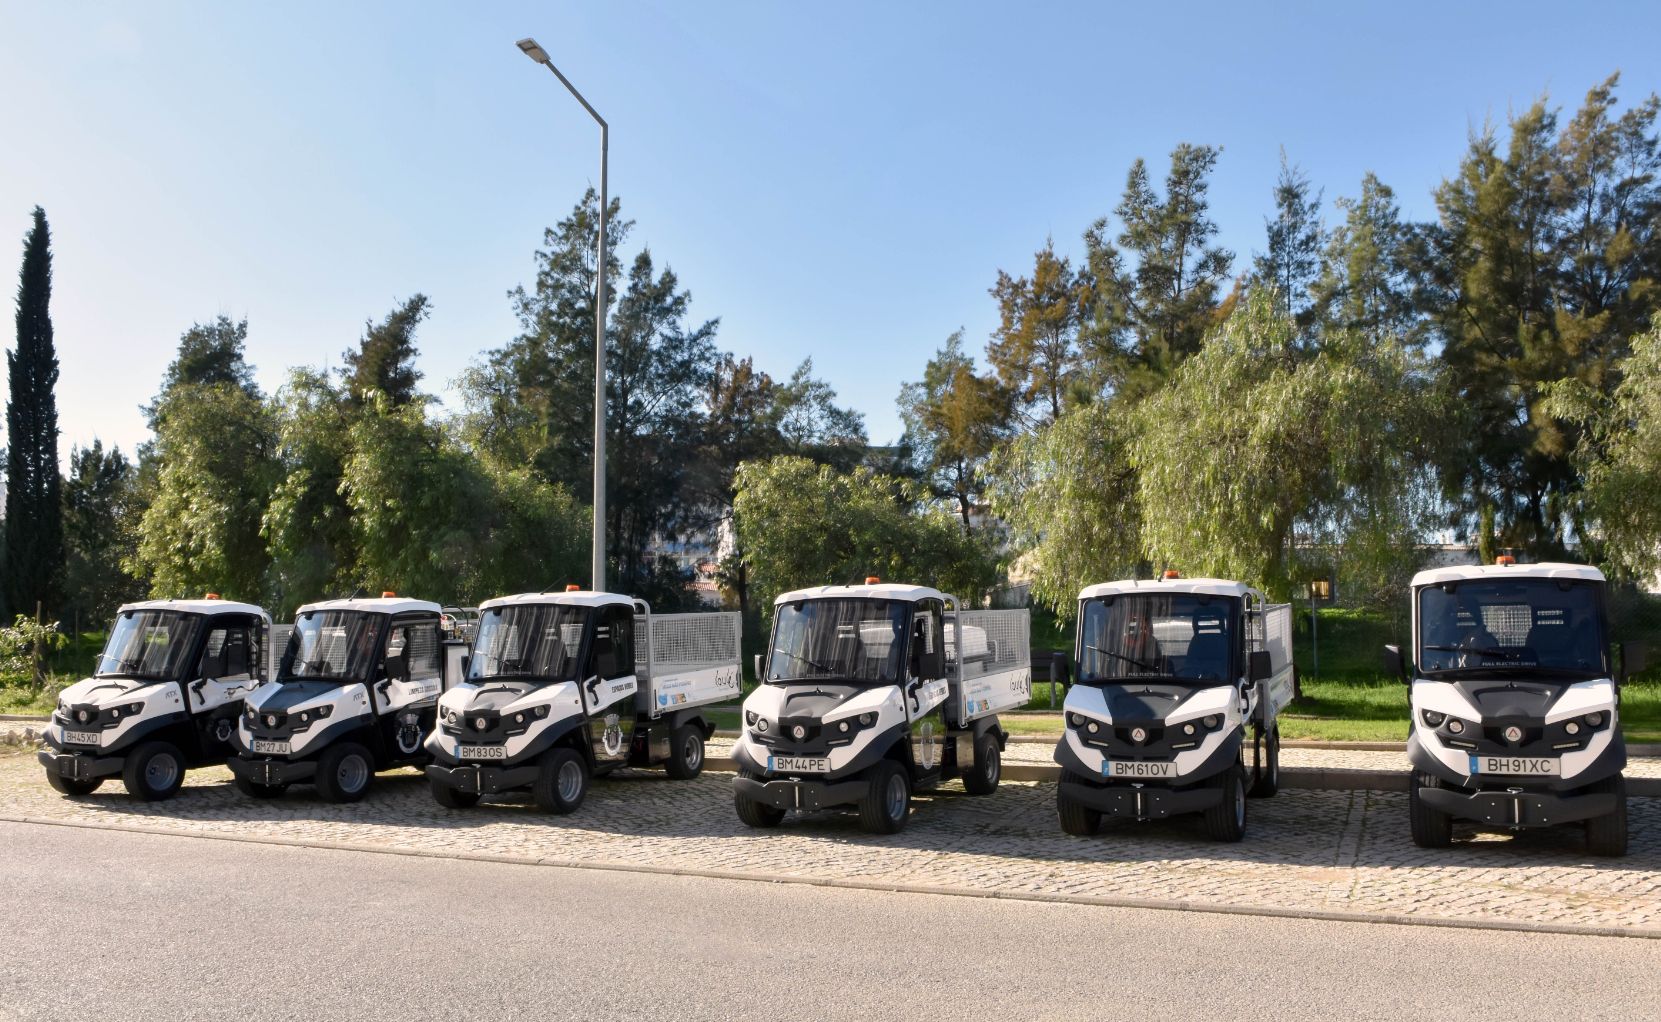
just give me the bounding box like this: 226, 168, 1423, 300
583, 604, 638, 763
906, 599, 949, 773
188, 615, 262, 716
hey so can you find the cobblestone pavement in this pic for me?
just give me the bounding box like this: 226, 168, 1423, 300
5, 748, 1658, 934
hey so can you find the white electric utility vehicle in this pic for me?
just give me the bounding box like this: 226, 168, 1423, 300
229, 594, 445, 802
1388, 559, 1642, 856
38, 596, 271, 801
1054, 573, 1294, 842
424, 589, 742, 813
731, 579, 1031, 834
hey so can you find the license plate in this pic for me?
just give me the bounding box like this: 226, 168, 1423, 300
1471, 755, 1556, 776
1104, 759, 1175, 779
460, 745, 507, 760
251, 739, 290, 755
63, 730, 100, 746
769, 755, 829, 773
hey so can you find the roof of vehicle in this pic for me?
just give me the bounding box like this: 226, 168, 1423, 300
117, 598, 271, 621
295, 596, 443, 616
773, 582, 953, 606
1078, 577, 1251, 600
478, 591, 638, 611
1411, 561, 1606, 587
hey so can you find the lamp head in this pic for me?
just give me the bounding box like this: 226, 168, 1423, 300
516, 37, 551, 64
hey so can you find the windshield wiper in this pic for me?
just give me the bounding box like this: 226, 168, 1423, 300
1089, 644, 1161, 673
774, 648, 836, 674
1423, 644, 1522, 661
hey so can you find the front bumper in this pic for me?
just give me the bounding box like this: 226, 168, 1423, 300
37, 748, 124, 781
1059, 773, 1224, 819
732, 774, 868, 811
227, 756, 318, 786
425, 761, 540, 796
1418, 782, 1618, 827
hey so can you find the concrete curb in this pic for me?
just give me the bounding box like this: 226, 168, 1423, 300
3, 812, 1654, 942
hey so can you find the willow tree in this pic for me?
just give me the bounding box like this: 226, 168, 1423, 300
1544, 313, 1661, 578
1131, 290, 1449, 602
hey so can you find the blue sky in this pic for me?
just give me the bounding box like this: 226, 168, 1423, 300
3, 1, 1659, 462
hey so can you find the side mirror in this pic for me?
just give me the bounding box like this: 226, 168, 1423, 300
460, 654, 471, 677
383, 653, 409, 682
1383, 644, 1408, 684
1248, 650, 1272, 683
916, 649, 944, 679
1619, 641, 1648, 683
1052, 651, 1072, 689
753, 653, 764, 682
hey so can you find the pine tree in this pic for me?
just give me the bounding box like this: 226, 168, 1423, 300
1252, 150, 1325, 335
3, 207, 64, 619
987, 239, 1087, 424
342, 295, 431, 407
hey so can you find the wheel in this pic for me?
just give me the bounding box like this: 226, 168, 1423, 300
664, 724, 705, 780
234, 775, 286, 799
1584, 774, 1628, 857
1056, 772, 1102, 836
121, 741, 186, 802
1249, 724, 1280, 797
961, 731, 1001, 796
1409, 771, 1453, 849
315, 742, 375, 803
45, 771, 102, 796
1202, 763, 1248, 842
429, 779, 480, 809
857, 760, 911, 834
734, 768, 785, 828
532, 747, 588, 814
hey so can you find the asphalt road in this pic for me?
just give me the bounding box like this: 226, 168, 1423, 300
3, 821, 1658, 1022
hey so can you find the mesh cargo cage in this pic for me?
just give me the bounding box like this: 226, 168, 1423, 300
945, 607, 1032, 727
633, 608, 744, 717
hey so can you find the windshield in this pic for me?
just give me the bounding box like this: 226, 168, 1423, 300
280, 611, 383, 683
767, 598, 910, 685
1077, 594, 1237, 684
1417, 579, 1607, 678
96, 611, 204, 681
468, 604, 589, 683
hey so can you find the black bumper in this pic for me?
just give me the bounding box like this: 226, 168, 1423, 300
425, 761, 540, 795
37, 748, 124, 781
227, 756, 318, 786
1060, 773, 1224, 819
1418, 783, 1619, 827
732, 774, 868, 811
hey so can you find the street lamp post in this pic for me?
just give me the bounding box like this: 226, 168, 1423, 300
517, 36, 608, 592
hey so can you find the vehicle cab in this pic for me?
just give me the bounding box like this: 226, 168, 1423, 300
424, 588, 737, 814
1053, 574, 1293, 842
1390, 559, 1640, 856
229, 593, 444, 802
38, 596, 271, 801
731, 579, 1025, 834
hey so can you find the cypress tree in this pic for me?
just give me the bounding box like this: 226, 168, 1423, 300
3, 206, 64, 619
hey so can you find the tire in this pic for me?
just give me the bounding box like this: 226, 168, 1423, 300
532, 747, 588, 814
1202, 763, 1248, 842
1409, 771, 1454, 849
1056, 772, 1103, 836
1249, 725, 1280, 798
121, 741, 186, 802
45, 771, 102, 796
430, 779, 480, 809
1584, 774, 1628, 858
664, 724, 705, 780
734, 768, 785, 828
857, 760, 911, 834
961, 731, 1001, 796
234, 775, 286, 799
314, 742, 375, 803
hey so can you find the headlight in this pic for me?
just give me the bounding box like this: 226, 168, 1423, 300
1585, 712, 1604, 728
838, 720, 850, 733
1421, 709, 1446, 728
745, 710, 758, 726
1447, 718, 1465, 735
1202, 715, 1221, 730
1182, 722, 1196, 736
445, 709, 460, 726
534, 705, 549, 718
756, 719, 769, 733
1564, 720, 1580, 735
1067, 713, 1083, 727
858, 713, 875, 727
1086, 721, 1100, 734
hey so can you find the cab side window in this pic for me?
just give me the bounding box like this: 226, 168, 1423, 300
592, 607, 636, 680
199, 621, 256, 680
384, 618, 442, 682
